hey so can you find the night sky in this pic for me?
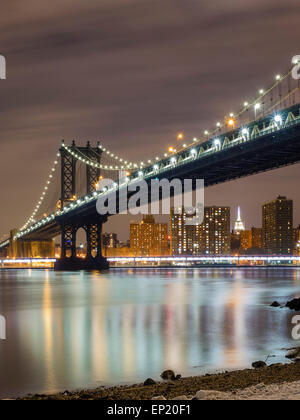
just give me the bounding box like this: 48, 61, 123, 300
1, 0, 300, 241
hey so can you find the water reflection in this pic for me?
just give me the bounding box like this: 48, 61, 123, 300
0, 268, 299, 397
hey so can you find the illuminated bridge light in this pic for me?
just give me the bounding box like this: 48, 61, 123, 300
214, 138, 221, 147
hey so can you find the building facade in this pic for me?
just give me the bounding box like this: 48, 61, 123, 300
102, 233, 118, 257
130, 215, 169, 256
171, 206, 230, 255
239, 227, 263, 251
240, 230, 252, 250
262, 196, 293, 255
251, 227, 263, 249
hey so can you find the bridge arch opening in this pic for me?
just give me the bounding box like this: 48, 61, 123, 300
76, 227, 87, 259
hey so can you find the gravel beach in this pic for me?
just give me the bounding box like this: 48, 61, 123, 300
18, 362, 300, 400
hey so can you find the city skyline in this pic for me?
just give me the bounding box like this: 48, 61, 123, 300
99, 195, 297, 257
103, 194, 299, 242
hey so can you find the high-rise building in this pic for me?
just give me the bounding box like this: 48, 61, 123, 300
293, 225, 300, 254
170, 206, 230, 255
262, 196, 293, 255
102, 233, 118, 249
239, 228, 263, 251
233, 206, 245, 235
251, 227, 263, 249
102, 233, 118, 256
130, 215, 169, 256
240, 230, 252, 250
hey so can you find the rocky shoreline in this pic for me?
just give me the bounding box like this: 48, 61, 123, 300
18, 362, 300, 400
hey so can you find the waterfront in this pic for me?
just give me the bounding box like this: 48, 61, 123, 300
0, 268, 299, 398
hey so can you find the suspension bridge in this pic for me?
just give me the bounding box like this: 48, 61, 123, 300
1, 64, 300, 270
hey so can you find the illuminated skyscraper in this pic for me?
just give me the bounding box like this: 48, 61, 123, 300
234, 206, 245, 235
170, 206, 230, 255
262, 196, 293, 255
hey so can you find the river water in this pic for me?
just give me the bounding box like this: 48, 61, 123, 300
0, 267, 299, 398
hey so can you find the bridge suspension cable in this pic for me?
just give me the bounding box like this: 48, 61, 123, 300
61, 142, 136, 171
21, 153, 61, 231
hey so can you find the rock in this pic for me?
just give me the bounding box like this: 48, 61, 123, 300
194, 390, 207, 400
144, 378, 156, 386
294, 357, 300, 363
160, 370, 176, 380
270, 301, 281, 307
194, 390, 229, 400
285, 298, 300, 311
175, 374, 182, 380
252, 361, 267, 369
152, 395, 166, 400
286, 348, 300, 359
172, 395, 189, 400
270, 363, 283, 368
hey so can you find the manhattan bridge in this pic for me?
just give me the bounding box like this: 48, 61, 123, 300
1, 64, 300, 269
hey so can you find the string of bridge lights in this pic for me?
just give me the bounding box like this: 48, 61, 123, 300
62, 142, 163, 172
97, 142, 162, 169
20, 153, 61, 231
62, 143, 134, 171
97, 143, 138, 169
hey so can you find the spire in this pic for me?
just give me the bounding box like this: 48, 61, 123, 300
237, 206, 241, 221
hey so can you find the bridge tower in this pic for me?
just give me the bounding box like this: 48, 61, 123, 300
59, 140, 103, 206
56, 141, 108, 271
77, 141, 102, 194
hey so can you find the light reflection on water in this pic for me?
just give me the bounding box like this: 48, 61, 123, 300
0, 267, 299, 398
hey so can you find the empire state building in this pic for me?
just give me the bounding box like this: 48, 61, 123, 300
234, 206, 245, 235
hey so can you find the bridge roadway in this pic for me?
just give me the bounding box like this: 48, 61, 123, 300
1, 102, 300, 248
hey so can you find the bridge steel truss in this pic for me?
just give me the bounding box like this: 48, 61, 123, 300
60, 141, 102, 207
